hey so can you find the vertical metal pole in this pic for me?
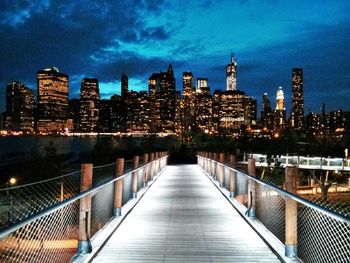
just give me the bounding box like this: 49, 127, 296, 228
247, 158, 256, 217
114, 158, 124, 216
132, 156, 139, 198
219, 153, 225, 187
285, 166, 298, 257
229, 154, 236, 198
78, 163, 93, 254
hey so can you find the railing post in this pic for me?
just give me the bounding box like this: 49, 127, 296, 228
213, 153, 218, 180
132, 156, 139, 198
285, 166, 298, 257
150, 153, 155, 180
203, 152, 208, 172
155, 152, 159, 173
78, 163, 93, 254
247, 158, 256, 217
219, 153, 225, 187
143, 153, 149, 186
210, 152, 214, 176
229, 154, 236, 197
114, 158, 124, 216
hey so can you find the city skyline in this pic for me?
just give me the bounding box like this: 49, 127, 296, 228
0, 1, 350, 114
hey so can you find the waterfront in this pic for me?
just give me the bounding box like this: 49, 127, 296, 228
0, 136, 107, 156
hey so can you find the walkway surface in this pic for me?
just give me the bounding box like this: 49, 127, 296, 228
92, 165, 281, 262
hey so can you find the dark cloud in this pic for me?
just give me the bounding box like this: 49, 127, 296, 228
0, 0, 170, 111
0, 0, 349, 116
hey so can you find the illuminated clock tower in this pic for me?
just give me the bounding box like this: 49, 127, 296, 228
226, 52, 237, 91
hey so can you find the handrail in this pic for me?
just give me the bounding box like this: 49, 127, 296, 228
0, 157, 166, 240
0, 170, 81, 191
242, 153, 350, 170
201, 156, 350, 224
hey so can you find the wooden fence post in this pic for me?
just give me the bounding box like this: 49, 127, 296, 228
114, 158, 124, 216
229, 154, 236, 198
132, 156, 139, 198
219, 153, 225, 187
78, 163, 93, 254
143, 153, 149, 186
285, 166, 298, 257
247, 158, 256, 217
150, 153, 155, 180
213, 153, 218, 179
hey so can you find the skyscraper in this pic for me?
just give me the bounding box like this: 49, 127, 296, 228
275, 86, 286, 130
261, 93, 274, 129
226, 52, 237, 91
219, 90, 246, 135
121, 73, 128, 99
182, 72, 194, 98
196, 78, 210, 96
148, 64, 176, 133
5, 81, 35, 131
291, 68, 304, 129
37, 67, 69, 133
79, 78, 100, 132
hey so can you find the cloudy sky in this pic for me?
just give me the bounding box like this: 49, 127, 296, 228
0, 0, 349, 114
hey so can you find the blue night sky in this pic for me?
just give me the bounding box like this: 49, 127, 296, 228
0, 0, 349, 114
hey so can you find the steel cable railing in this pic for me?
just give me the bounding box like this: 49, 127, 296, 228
0, 171, 81, 228
245, 153, 350, 171
0, 152, 168, 263
197, 153, 350, 263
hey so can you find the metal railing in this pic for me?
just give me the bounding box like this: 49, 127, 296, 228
0, 152, 168, 262
243, 153, 350, 171
197, 152, 350, 263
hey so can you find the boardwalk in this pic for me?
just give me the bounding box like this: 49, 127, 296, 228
92, 165, 281, 263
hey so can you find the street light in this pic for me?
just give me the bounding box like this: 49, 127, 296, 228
9, 177, 17, 186
7, 177, 17, 224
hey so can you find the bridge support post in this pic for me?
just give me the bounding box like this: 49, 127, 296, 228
150, 153, 155, 180
247, 158, 256, 217
213, 153, 218, 180
285, 166, 298, 258
132, 156, 139, 198
229, 154, 236, 198
78, 163, 93, 254
203, 152, 208, 172
154, 152, 158, 173
219, 153, 225, 187
114, 158, 124, 216
209, 152, 215, 177
143, 153, 149, 186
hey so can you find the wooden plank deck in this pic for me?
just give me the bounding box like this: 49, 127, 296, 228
92, 165, 281, 263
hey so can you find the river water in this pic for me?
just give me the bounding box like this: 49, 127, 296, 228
0, 136, 99, 156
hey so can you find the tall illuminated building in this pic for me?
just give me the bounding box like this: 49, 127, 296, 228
291, 68, 304, 129
5, 81, 35, 131
219, 90, 246, 136
79, 78, 100, 132
275, 86, 286, 130
148, 64, 176, 133
226, 52, 237, 91
261, 93, 274, 129
37, 67, 68, 132
121, 73, 128, 99
182, 72, 194, 98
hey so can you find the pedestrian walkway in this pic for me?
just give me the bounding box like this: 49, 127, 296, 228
92, 165, 281, 262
